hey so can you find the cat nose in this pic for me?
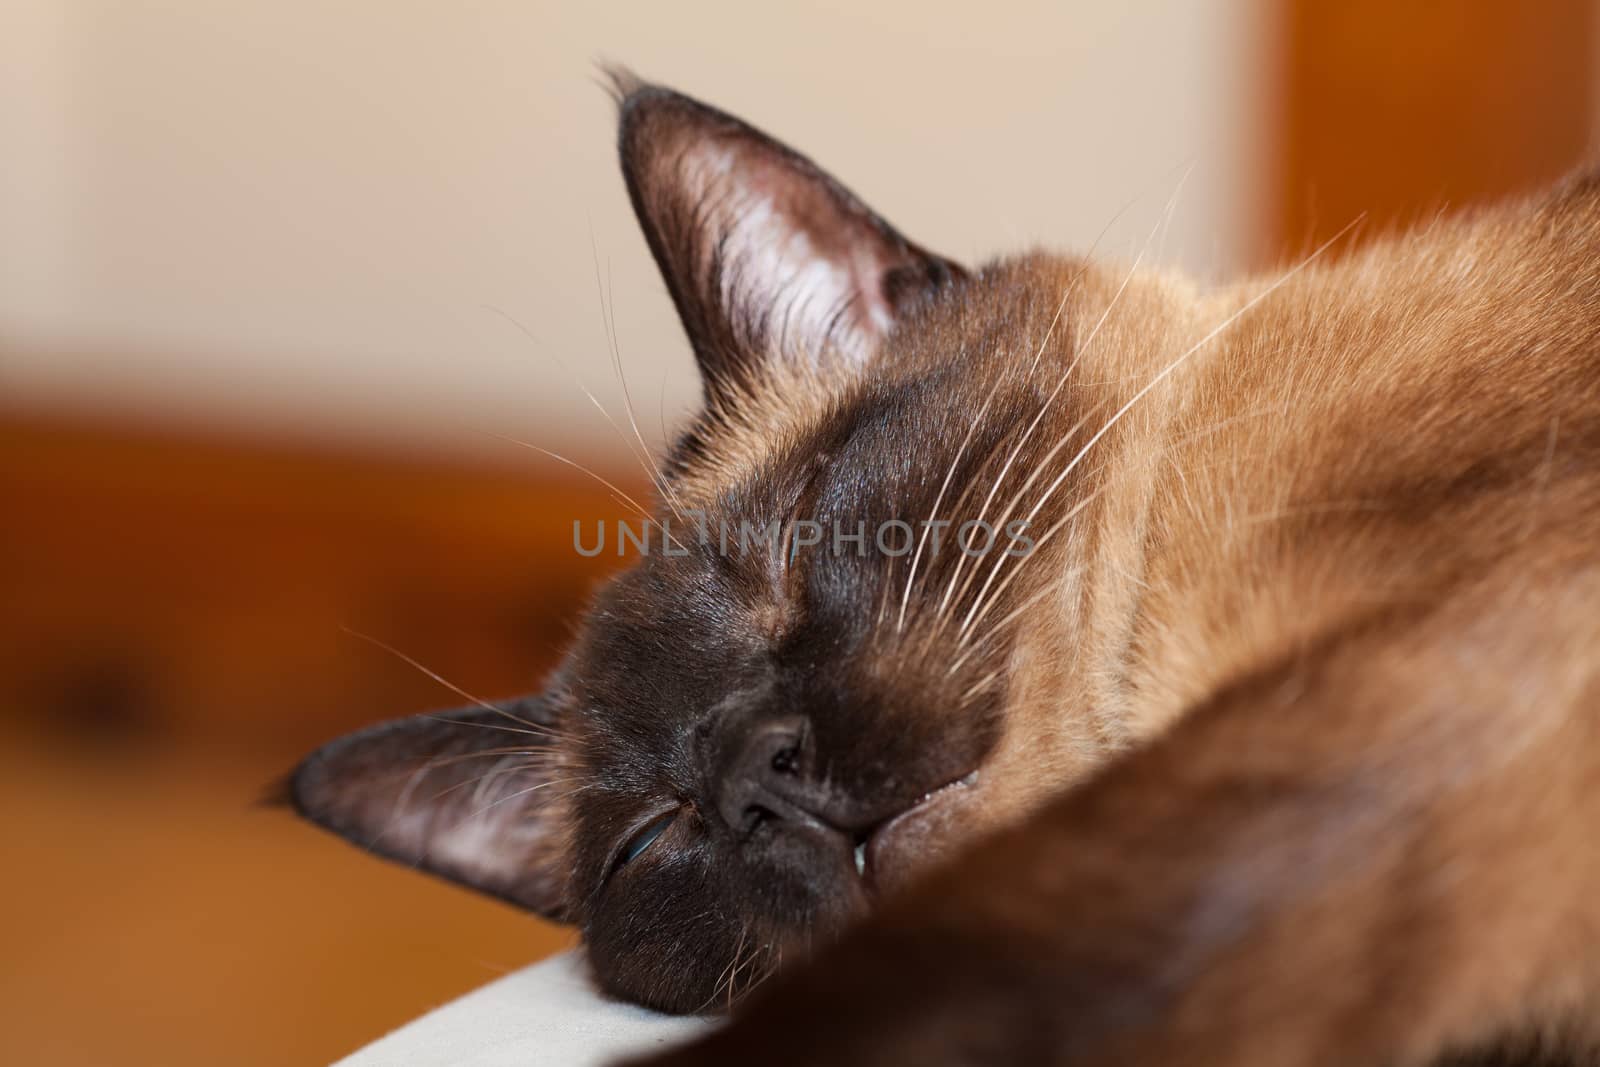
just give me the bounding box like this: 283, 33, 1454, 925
715, 716, 828, 836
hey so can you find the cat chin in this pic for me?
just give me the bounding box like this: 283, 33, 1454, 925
861, 769, 981, 898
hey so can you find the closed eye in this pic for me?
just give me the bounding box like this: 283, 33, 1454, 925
617, 809, 676, 869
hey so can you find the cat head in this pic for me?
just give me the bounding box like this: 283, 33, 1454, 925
291, 74, 1181, 1013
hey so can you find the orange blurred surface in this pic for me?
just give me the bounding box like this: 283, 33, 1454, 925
1271, 0, 1594, 260
0, 413, 632, 1064
0, 738, 575, 1065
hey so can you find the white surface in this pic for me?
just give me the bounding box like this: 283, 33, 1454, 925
1, 1, 1263, 462
336, 951, 709, 1067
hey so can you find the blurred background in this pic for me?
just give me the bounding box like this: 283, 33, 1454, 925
1, 2, 1594, 1063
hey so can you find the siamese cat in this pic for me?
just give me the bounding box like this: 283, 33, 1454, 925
291, 74, 1600, 1066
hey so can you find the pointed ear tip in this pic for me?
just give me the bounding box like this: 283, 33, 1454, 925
605, 75, 712, 164
269, 726, 365, 822
261, 748, 320, 814
596, 63, 673, 121
597, 62, 645, 101
257, 770, 297, 810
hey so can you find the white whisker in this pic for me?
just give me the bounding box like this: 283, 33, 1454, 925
484, 432, 653, 522
959, 667, 1004, 706
897, 380, 998, 633
480, 301, 672, 508
933, 197, 1173, 628
957, 497, 1098, 649
463, 776, 590, 820
341, 627, 557, 738
1015, 216, 1365, 547
594, 243, 691, 524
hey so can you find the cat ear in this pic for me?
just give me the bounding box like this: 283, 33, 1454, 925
612, 72, 967, 398
288, 695, 572, 922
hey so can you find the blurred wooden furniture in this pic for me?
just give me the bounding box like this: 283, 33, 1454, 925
0, 414, 636, 750
1269, 0, 1593, 263
0, 412, 638, 1065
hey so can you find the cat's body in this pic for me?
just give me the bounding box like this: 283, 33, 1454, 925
292, 78, 1600, 1065
1011, 187, 1600, 783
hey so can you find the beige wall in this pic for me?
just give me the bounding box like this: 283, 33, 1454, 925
0, 1, 1264, 463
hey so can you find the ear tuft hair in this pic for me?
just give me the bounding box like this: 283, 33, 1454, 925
597, 61, 648, 106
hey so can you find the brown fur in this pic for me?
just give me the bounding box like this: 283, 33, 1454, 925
631, 117, 1600, 1063
292, 80, 1600, 1063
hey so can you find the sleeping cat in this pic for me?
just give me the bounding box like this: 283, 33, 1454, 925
291, 74, 1600, 1065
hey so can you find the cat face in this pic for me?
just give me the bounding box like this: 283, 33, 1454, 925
292, 74, 1142, 1013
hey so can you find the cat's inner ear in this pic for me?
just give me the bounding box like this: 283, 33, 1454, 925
613, 75, 966, 396
289, 696, 572, 922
